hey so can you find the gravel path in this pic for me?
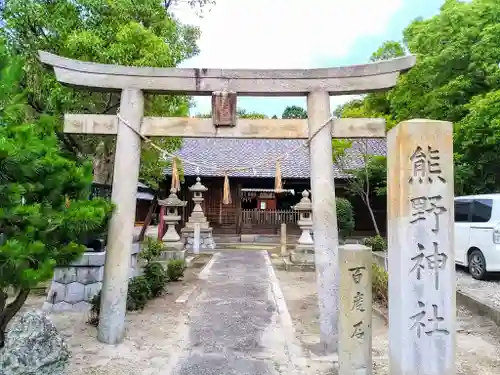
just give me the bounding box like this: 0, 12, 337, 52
168, 250, 297, 375
456, 267, 500, 309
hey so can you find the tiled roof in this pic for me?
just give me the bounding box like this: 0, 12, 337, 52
165, 138, 386, 179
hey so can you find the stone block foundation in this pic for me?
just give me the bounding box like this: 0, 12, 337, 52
43, 244, 140, 313
181, 227, 216, 252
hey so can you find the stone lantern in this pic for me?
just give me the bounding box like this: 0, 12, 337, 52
158, 188, 187, 254
290, 190, 315, 265
181, 177, 216, 252
189, 177, 208, 223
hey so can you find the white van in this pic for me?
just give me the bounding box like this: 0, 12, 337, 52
455, 194, 500, 280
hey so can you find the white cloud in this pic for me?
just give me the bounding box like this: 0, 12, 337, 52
172, 0, 403, 114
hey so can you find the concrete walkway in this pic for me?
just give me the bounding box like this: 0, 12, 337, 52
168, 250, 303, 375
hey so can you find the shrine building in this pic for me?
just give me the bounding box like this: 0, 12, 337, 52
163, 137, 387, 236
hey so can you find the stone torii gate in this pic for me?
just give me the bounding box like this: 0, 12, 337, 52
39, 51, 415, 350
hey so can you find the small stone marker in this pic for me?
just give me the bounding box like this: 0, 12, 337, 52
387, 120, 455, 375
339, 244, 372, 375
193, 223, 201, 254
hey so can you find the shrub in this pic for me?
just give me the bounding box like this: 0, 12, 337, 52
363, 235, 387, 252
87, 263, 169, 326
0, 42, 113, 345
336, 197, 355, 238
140, 237, 164, 264
144, 262, 168, 297
88, 292, 101, 327
87, 274, 157, 326
372, 263, 388, 307
126, 276, 152, 311
167, 259, 186, 281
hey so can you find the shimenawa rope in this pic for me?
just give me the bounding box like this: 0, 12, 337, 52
116, 112, 334, 203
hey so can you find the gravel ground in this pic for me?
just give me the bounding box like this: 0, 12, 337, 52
274, 266, 500, 375
456, 266, 500, 309
15, 258, 209, 375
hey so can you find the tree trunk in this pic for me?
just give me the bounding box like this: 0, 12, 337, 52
363, 194, 381, 236
0, 288, 30, 348
138, 197, 158, 242
92, 140, 114, 184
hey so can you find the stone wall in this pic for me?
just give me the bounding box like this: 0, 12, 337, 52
43, 244, 140, 313
182, 228, 215, 252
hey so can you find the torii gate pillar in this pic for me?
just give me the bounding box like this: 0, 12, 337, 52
98, 88, 144, 344
307, 91, 339, 352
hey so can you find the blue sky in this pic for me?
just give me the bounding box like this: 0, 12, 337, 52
175, 0, 445, 117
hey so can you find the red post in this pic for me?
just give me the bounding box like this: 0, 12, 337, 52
158, 206, 165, 240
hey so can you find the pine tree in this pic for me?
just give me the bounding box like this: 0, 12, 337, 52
0, 40, 113, 347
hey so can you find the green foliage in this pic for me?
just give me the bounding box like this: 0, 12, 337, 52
334, 98, 397, 130
0, 0, 209, 189
336, 198, 355, 238
88, 291, 101, 327
140, 237, 164, 264
372, 263, 388, 307
454, 89, 500, 194
370, 40, 406, 62
364, 156, 387, 197
0, 40, 113, 343
380, 0, 500, 194
167, 259, 186, 281
363, 235, 387, 252
126, 276, 152, 311
389, 0, 500, 124
197, 108, 269, 120
144, 262, 168, 297
330, 1, 500, 194
88, 262, 168, 326
237, 108, 268, 119
332, 138, 386, 235
282, 105, 307, 119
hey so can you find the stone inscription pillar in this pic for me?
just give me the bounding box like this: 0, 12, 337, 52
339, 244, 373, 375
98, 88, 144, 345
307, 90, 339, 353
387, 120, 455, 375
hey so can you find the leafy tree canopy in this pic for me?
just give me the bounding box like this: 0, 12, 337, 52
336, 0, 500, 195
237, 108, 268, 119
282, 105, 307, 119
195, 108, 269, 119
0, 39, 113, 347
389, 0, 500, 123
1, 0, 209, 190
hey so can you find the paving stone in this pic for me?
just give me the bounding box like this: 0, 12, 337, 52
51, 302, 73, 313
83, 282, 102, 302
46, 282, 66, 303
76, 267, 104, 285
53, 267, 77, 284
72, 301, 92, 312
87, 252, 106, 266
65, 282, 85, 304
